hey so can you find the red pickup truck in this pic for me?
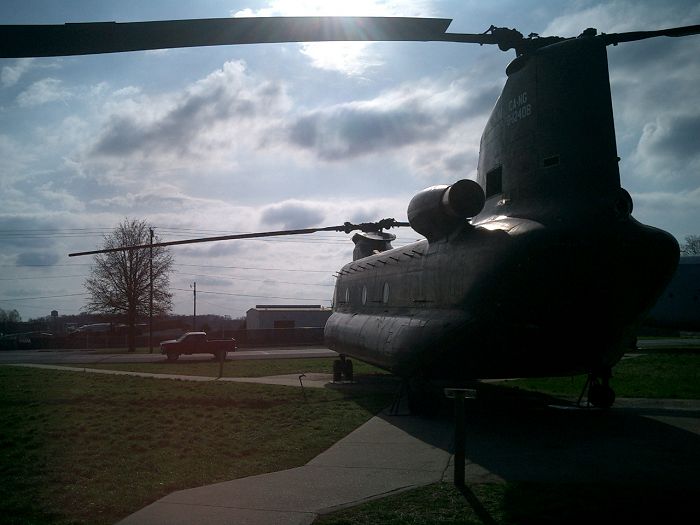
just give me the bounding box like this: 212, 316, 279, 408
160, 332, 236, 362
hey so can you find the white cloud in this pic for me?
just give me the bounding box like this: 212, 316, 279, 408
16, 78, 71, 107
86, 60, 289, 167
1, 58, 34, 87
542, 0, 695, 36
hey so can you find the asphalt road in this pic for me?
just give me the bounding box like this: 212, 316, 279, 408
0, 346, 337, 365
1, 338, 696, 365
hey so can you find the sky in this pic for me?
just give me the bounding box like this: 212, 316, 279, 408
1, 0, 699, 322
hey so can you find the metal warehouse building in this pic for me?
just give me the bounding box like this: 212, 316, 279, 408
245, 304, 332, 330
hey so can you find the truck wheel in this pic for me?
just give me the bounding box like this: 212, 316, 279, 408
166, 352, 178, 362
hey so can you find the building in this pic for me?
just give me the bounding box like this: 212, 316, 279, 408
245, 305, 332, 330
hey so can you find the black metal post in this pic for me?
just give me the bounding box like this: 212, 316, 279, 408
192, 281, 197, 330
218, 348, 225, 378
444, 387, 475, 487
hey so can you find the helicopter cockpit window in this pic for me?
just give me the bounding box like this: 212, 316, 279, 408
485, 166, 503, 198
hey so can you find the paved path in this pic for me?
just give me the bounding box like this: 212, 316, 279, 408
7, 363, 340, 389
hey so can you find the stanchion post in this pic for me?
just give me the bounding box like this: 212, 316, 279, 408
444, 388, 476, 487
218, 350, 225, 378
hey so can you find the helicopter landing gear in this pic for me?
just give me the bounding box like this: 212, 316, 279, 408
578, 370, 615, 409
332, 355, 354, 382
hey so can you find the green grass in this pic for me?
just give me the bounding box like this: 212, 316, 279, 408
0, 365, 393, 525
496, 352, 700, 399
59, 357, 388, 378
315, 481, 695, 524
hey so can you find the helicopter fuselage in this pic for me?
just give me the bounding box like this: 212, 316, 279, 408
324, 35, 680, 382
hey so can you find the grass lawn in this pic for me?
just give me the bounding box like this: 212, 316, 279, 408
315, 480, 695, 524
5, 350, 697, 524
495, 352, 700, 400
0, 365, 393, 525
73, 357, 387, 378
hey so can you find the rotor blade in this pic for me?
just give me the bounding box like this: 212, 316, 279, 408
601, 24, 700, 46
1, 16, 452, 58
68, 219, 411, 257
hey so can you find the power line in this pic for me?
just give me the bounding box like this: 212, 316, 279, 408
0, 262, 334, 272
174, 271, 334, 287
0, 263, 93, 267
0, 275, 85, 281
172, 287, 330, 302
0, 292, 88, 301
173, 263, 334, 273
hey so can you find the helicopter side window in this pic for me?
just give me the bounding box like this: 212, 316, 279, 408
485, 166, 502, 198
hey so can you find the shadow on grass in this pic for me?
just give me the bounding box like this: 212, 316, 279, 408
457, 483, 499, 525
379, 381, 700, 498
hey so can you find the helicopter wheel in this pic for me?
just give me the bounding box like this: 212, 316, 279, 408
332, 359, 343, 382
343, 359, 354, 382
588, 376, 615, 409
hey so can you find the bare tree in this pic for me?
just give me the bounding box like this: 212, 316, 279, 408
84, 218, 173, 352
0, 308, 21, 334
681, 235, 700, 256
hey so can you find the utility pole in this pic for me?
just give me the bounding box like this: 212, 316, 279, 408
148, 228, 154, 354
191, 281, 197, 330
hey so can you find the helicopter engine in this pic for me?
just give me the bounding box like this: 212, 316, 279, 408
407, 179, 485, 241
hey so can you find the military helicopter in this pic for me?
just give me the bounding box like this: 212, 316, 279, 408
7, 16, 697, 411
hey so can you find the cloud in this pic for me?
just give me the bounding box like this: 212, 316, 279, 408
638, 114, 700, 159
1, 58, 34, 87
261, 201, 326, 229
542, 1, 699, 37
286, 78, 498, 161
178, 242, 248, 258
88, 61, 287, 162
632, 187, 700, 239
628, 113, 700, 191
16, 78, 71, 107
16, 251, 60, 267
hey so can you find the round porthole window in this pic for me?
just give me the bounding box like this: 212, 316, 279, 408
382, 282, 390, 303
361, 285, 367, 305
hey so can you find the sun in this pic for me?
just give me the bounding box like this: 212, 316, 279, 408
232, 0, 432, 75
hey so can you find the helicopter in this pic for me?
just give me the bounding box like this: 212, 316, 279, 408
6, 16, 697, 411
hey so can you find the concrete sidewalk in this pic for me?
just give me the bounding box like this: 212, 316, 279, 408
7, 363, 336, 388
118, 414, 454, 525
